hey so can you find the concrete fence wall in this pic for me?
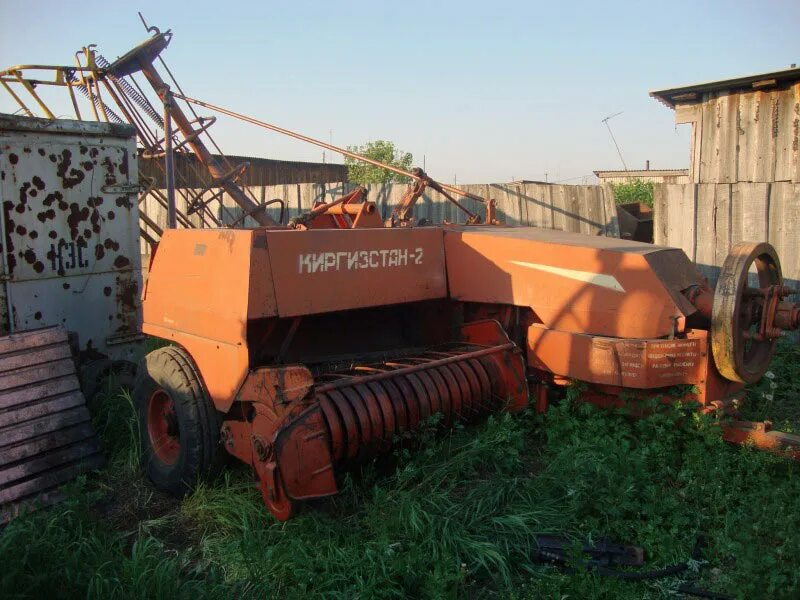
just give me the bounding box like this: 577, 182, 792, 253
141, 181, 621, 252
653, 182, 800, 287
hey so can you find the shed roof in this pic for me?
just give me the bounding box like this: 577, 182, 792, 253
650, 66, 800, 108
594, 169, 688, 178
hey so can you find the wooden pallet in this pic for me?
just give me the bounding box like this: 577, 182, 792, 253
0, 326, 105, 523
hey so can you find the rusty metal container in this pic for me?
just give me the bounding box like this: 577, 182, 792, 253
0, 114, 142, 373
616, 202, 654, 243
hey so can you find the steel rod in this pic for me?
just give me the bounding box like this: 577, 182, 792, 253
164, 96, 177, 229
173, 93, 486, 204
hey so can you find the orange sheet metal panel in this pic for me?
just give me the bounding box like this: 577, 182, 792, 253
528, 324, 707, 388
265, 228, 446, 317
143, 229, 276, 410
444, 226, 688, 339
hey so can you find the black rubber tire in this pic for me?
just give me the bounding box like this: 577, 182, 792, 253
133, 346, 222, 496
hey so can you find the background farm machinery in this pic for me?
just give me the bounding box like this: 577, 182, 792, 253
1, 22, 799, 521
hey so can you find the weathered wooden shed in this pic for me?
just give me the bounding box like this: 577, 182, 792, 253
650, 67, 800, 184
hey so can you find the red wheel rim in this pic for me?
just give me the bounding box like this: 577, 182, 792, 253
146, 389, 180, 465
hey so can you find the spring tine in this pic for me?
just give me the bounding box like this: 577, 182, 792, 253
452, 361, 482, 420
443, 363, 475, 420
426, 366, 452, 424
382, 378, 408, 433
436, 363, 464, 421
403, 373, 432, 421
353, 384, 385, 448
340, 386, 374, 455
328, 389, 360, 460
365, 382, 396, 449
391, 375, 421, 429
467, 358, 492, 410
353, 384, 386, 450
414, 369, 442, 417
477, 356, 506, 408
318, 394, 346, 461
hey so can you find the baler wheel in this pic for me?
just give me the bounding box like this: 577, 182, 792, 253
133, 346, 222, 495
711, 242, 783, 383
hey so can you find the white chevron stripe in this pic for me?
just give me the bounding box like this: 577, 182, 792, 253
509, 261, 626, 293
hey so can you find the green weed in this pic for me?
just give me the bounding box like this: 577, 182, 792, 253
1, 344, 798, 598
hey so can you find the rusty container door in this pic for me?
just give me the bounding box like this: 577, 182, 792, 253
0, 115, 142, 363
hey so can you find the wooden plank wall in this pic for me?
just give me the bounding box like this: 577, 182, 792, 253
654, 182, 800, 288
685, 83, 800, 184
140, 182, 620, 252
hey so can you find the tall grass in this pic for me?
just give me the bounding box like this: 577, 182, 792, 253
1, 343, 799, 598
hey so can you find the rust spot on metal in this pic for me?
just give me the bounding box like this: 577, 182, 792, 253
107, 210, 115, 220
66, 203, 90, 239
23, 249, 36, 264
33, 261, 44, 273
94, 244, 105, 260
8, 153, 18, 165
43, 191, 63, 207
102, 157, 117, 186
118, 279, 138, 309
79, 145, 88, 155
62, 282, 70, 290
103, 238, 119, 251
37, 148, 45, 157
56, 149, 85, 189
48, 231, 57, 240
31, 176, 45, 190
15, 225, 26, 235
34, 311, 42, 320
82, 161, 94, 171
115, 196, 133, 209
37, 208, 56, 223
89, 148, 99, 158
29, 231, 38, 240
18, 181, 31, 209
113, 255, 130, 268
103, 286, 112, 297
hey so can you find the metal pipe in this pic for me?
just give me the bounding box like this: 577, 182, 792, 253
325, 203, 375, 216
172, 93, 487, 204
315, 343, 513, 393
164, 96, 177, 229
136, 64, 277, 227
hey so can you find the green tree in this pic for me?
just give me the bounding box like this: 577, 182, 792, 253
610, 179, 654, 207
345, 140, 413, 185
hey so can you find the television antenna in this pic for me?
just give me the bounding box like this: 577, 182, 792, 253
601, 111, 628, 171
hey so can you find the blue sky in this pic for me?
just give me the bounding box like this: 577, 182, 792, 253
1, 1, 798, 183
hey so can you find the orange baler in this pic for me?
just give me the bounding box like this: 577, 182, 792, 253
138, 218, 799, 519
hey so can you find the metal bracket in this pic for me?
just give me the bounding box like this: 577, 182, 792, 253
101, 183, 144, 194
